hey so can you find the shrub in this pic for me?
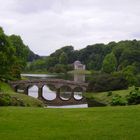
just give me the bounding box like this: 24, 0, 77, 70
0, 94, 11, 106
122, 65, 139, 86
87, 73, 128, 92
11, 97, 26, 106
111, 94, 126, 106
0, 94, 26, 106
127, 88, 140, 105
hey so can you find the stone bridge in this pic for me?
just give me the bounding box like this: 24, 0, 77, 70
9, 79, 88, 106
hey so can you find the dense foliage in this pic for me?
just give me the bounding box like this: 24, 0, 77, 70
26, 39, 140, 86
1, 25, 140, 88
87, 73, 128, 92
110, 87, 140, 106
0, 94, 25, 106
127, 87, 140, 105
0, 27, 39, 80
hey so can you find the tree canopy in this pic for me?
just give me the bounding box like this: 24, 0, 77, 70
0, 27, 39, 80
102, 52, 117, 73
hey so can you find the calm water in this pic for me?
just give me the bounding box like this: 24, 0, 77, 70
21, 73, 88, 108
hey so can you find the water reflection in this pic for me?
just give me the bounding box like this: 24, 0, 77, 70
43, 85, 56, 100
74, 87, 83, 100
47, 104, 88, 108
60, 86, 72, 100
28, 85, 38, 98
22, 73, 87, 108
28, 85, 83, 101
74, 74, 85, 83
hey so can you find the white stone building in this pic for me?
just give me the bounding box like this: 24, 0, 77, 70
74, 60, 85, 70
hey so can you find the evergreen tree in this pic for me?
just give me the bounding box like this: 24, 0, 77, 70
102, 52, 117, 73
59, 52, 68, 65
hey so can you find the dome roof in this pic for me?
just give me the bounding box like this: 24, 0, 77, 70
74, 60, 81, 65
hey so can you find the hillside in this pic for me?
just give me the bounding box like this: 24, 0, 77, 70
0, 81, 43, 107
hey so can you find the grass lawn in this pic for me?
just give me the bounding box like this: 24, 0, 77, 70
0, 106, 140, 140
84, 87, 135, 105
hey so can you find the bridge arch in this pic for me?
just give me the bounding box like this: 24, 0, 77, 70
59, 85, 72, 101
42, 84, 57, 101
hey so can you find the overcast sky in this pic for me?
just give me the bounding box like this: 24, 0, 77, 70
0, 0, 140, 55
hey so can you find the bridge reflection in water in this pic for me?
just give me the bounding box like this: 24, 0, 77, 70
9, 79, 88, 106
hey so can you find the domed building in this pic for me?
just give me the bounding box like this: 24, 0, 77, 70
74, 60, 85, 70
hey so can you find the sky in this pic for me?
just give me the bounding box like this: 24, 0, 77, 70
0, 0, 140, 56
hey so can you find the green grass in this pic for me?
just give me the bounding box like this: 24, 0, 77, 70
0, 106, 140, 140
0, 81, 43, 107
85, 87, 135, 105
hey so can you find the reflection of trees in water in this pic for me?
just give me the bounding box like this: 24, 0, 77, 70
74, 87, 83, 100
22, 73, 90, 83
74, 74, 85, 82
59, 86, 83, 100
60, 86, 72, 100
46, 84, 56, 92
60, 92, 71, 98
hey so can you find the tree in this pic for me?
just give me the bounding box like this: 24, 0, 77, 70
59, 52, 68, 65
102, 52, 117, 73
122, 65, 138, 86
9, 35, 29, 68
0, 27, 17, 79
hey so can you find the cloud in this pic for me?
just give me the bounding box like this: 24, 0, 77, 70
0, 0, 140, 55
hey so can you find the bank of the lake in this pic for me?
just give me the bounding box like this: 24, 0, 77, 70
68, 69, 91, 74
84, 87, 135, 106
0, 106, 140, 140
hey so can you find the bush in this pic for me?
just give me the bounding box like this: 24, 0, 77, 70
122, 65, 139, 86
127, 88, 140, 105
0, 94, 11, 106
111, 94, 127, 106
87, 73, 128, 92
0, 94, 26, 106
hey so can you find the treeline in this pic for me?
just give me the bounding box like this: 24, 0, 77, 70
2, 24, 140, 87
0, 27, 39, 80
26, 40, 140, 86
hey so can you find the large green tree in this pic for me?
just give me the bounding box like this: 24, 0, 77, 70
102, 52, 117, 73
9, 35, 29, 67
59, 52, 68, 65
0, 27, 18, 79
